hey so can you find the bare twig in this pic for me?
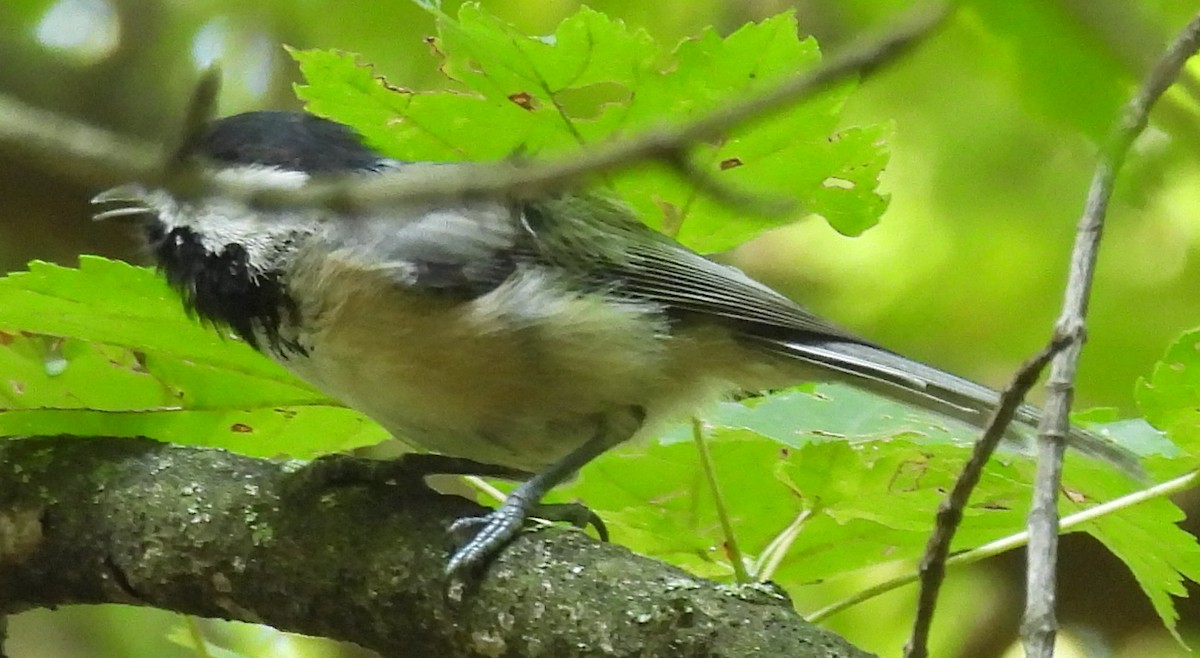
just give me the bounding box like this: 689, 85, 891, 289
166, 66, 223, 170
1022, 11, 1200, 657
903, 335, 1071, 658
0, 3, 951, 213
0, 95, 160, 189
231, 2, 952, 210
663, 151, 794, 216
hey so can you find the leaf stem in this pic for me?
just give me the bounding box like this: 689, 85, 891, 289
691, 417, 751, 584
806, 469, 1200, 623
754, 508, 812, 582
465, 475, 508, 504
184, 616, 213, 658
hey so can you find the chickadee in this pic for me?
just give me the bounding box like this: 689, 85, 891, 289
92, 111, 1137, 575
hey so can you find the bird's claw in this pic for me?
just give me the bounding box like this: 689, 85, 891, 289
445, 500, 607, 576
445, 499, 529, 576
532, 502, 608, 541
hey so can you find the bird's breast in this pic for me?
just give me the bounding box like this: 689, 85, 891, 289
276, 253, 670, 470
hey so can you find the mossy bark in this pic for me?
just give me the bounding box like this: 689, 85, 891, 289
0, 436, 874, 658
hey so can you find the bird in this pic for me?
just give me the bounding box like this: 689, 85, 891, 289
91, 110, 1139, 576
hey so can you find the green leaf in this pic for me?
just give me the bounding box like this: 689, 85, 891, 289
167, 624, 269, 658
558, 429, 1036, 586
1136, 328, 1200, 456
432, 5, 659, 109
556, 437, 799, 579
606, 14, 890, 247
292, 5, 890, 252
0, 259, 387, 458
1065, 462, 1200, 648
560, 384, 1186, 603
0, 257, 289, 380
658, 384, 988, 447
291, 47, 528, 161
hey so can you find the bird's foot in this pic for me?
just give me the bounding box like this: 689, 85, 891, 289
445, 498, 606, 576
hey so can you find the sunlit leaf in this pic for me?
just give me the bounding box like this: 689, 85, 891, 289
0, 259, 386, 458
1136, 328, 1200, 456
293, 6, 890, 252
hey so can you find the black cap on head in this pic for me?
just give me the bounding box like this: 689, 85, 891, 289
189, 111, 384, 173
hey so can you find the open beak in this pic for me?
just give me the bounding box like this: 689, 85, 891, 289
91, 184, 154, 221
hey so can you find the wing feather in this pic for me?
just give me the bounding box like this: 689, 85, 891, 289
516, 196, 1141, 476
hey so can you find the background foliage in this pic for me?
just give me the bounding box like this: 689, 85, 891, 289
2, 1, 1200, 657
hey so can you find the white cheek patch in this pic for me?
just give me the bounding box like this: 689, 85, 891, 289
140, 165, 323, 270
212, 164, 311, 190
187, 200, 302, 260
174, 165, 314, 262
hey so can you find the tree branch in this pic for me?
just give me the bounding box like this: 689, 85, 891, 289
1022, 10, 1200, 657
0, 435, 874, 658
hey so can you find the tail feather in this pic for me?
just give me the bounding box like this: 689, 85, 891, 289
757, 337, 1143, 478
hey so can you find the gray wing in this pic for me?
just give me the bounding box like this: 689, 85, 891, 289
331, 196, 525, 298
518, 196, 1141, 475
591, 226, 980, 401
618, 239, 866, 340
517, 196, 967, 400
518, 194, 869, 341
355, 193, 1012, 442
342, 190, 1137, 475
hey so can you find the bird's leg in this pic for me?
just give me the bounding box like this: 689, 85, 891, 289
445, 406, 645, 576
403, 455, 609, 540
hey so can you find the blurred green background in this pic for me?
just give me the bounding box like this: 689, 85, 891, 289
1, 0, 1198, 656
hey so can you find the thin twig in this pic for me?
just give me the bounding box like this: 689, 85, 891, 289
234, 2, 952, 210
903, 334, 1071, 658
0, 94, 160, 188
1022, 11, 1200, 658
0, 3, 951, 212
805, 469, 1200, 624
663, 150, 795, 216
166, 67, 222, 171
